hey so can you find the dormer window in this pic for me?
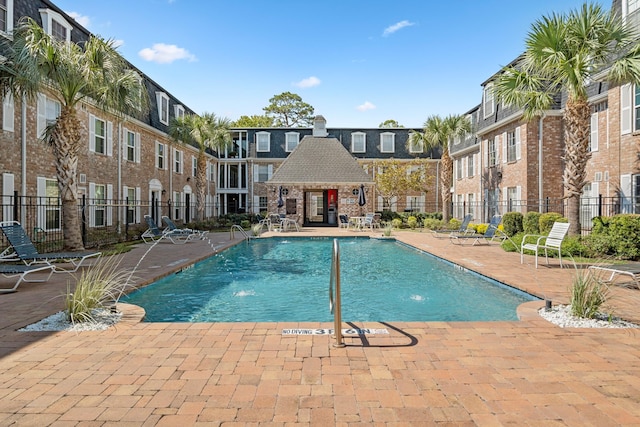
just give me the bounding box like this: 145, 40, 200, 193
156, 92, 169, 125
0, 0, 14, 36
39, 8, 72, 42
174, 104, 185, 120
483, 84, 495, 119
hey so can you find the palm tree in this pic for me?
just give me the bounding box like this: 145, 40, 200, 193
0, 18, 147, 250
494, 3, 640, 235
408, 114, 470, 222
168, 113, 232, 221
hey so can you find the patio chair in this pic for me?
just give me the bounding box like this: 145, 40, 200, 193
361, 213, 381, 231
0, 264, 55, 294
520, 221, 570, 268
0, 221, 102, 273
449, 215, 504, 246
430, 214, 473, 238
338, 214, 350, 230
161, 216, 208, 240
588, 262, 640, 289
142, 215, 194, 244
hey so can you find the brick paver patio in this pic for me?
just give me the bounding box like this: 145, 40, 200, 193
1, 228, 639, 425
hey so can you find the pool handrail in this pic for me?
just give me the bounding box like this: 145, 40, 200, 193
329, 238, 345, 348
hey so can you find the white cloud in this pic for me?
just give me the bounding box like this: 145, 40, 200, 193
294, 76, 321, 88
66, 11, 90, 29
138, 43, 197, 64
112, 39, 125, 48
383, 20, 415, 37
356, 101, 376, 112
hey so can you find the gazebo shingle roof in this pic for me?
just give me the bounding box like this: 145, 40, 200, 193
268, 136, 373, 184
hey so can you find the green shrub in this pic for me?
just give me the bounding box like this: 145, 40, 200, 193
391, 218, 403, 229
423, 218, 444, 230
523, 212, 541, 234
502, 212, 523, 237
560, 236, 587, 258
581, 233, 614, 258
448, 217, 462, 230
476, 223, 488, 235
539, 212, 566, 234
240, 220, 251, 229
570, 270, 609, 319
607, 214, 640, 259
407, 216, 418, 229
501, 233, 523, 252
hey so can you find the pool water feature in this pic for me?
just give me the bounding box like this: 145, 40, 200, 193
123, 237, 537, 322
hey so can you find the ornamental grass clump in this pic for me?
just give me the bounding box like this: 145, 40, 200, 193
570, 269, 610, 319
64, 255, 133, 324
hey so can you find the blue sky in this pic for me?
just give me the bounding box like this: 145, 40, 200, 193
54, 0, 602, 128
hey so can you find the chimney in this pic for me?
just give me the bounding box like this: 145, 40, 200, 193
312, 115, 328, 137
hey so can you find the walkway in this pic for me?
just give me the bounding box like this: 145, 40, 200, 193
0, 228, 639, 426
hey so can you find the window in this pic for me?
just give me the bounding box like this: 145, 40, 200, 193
351, 132, 366, 153
2, 93, 14, 132
259, 196, 268, 211
124, 186, 140, 224
467, 154, 474, 177
124, 128, 140, 162
456, 159, 463, 180
37, 94, 61, 138
488, 137, 497, 167
91, 183, 106, 227
468, 193, 475, 218
174, 149, 183, 174
156, 141, 167, 169
380, 132, 395, 153
456, 194, 464, 218
624, 0, 640, 30
37, 177, 60, 231
408, 134, 423, 153
506, 186, 520, 212
257, 165, 269, 182
506, 130, 517, 162
89, 115, 112, 155
174, 104, 185, 120
156, 92, 169, 125
192, 156, 197, 177
634, 174, 640, 214
256, 132, 270, 152
483, 83, 495, 118
285, 132, 299, 152
0, 0, 13, 35
173, 192, 182, 220
208, 162, 216, 182
634, 85, 640, 132
39, 8, 72, 42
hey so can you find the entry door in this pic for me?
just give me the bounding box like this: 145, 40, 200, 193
305, 191, 324, 223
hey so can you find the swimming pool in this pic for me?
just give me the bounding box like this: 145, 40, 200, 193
123, 237, 537, 322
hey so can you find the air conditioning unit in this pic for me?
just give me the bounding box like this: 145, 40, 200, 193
79, 173, 87, 184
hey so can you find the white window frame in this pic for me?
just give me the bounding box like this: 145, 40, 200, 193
123, 128, 140, 163
123, 186, 141, 225
351, 132, 366, 153
37, 177, 61, 231
156, 141, 167, 170
174, 148, 183, 174
254, 164, 272, 182
39, 8, 72, 42
468, 193, 475, 218
89, 114, 113, 156
0, 0, 14, 35
467, 154, 475, 177
192, 156, 197, 177
174, 104, 185, 120
256, 132, 270, 152
380, 132, 395, 153
156, 92, 169, 125
208, 162, 216, 182
408, 136, 423, 153
2, 93, 14, 132
456, 159, 463, 180
37, 94, 61, 138
285, 132, 300, 152
483, 83, 495, 119
488, 137, 497, 167
590, 111, 599, 152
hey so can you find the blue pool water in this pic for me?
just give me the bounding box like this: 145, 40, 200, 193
123, 237, 537, 322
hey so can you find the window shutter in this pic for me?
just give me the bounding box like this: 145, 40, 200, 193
253, 195, 261, 214
590, 113, 599, 152
483, 140, 488, 168
494, 136, 500, 164
621, 84, 632, 135
106, 184, 113, 225
620, 174, 632, 213
37, 94, 47, 138
502, 132, 507, 163
89, 183, 96, 226
89, 115, 96, 152
3, 94, 14, 132
121, 127, 128, 159
253, 164, 259, 182
503, 188, 507, 206
2, 173, 15, 221
106, 121, 113, 156
135, 187, 141, 223
515, 127, 521, 160
135, 133, 141, 163
267, 164, 273, 179
155, 143, 160, 168
36, 177, 47, 229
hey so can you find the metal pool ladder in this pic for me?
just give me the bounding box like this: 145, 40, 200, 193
329, 238, 345, 348
229, 224, 251, 240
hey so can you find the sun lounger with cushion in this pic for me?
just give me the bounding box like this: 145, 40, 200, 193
588, 262, 640, 289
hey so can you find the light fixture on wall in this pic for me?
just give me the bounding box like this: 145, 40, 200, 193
161, 189, 166, 195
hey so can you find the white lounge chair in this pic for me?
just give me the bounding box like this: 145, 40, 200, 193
0, 264, 55, 293
520, 222, 570, 268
